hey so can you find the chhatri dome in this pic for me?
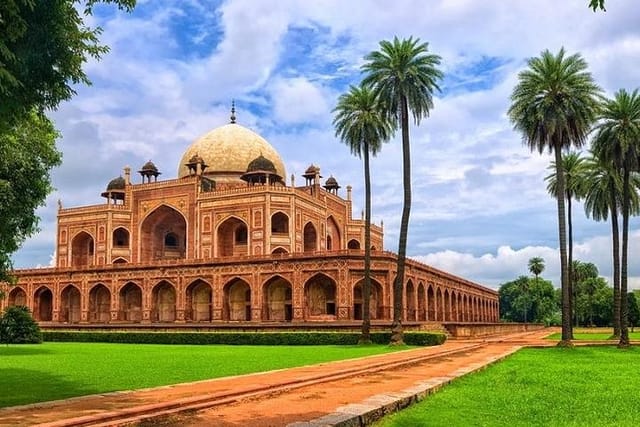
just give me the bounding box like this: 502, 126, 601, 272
178, 104, 286, 182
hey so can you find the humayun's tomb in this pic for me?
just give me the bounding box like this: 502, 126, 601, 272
1, 109, 498, 326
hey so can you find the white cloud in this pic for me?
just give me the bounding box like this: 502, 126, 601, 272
269, 77, 331, 124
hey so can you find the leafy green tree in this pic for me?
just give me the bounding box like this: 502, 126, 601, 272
628, 292, 640, 332
0, 0, 135, 283
591, 89, 640, 347
589, 0, 605, 11
0, 0, 136, 127
499, 276, 557, 324
362, 36, 443, 345
546, 152, 587, 325
508, 48, 601, 345
0, 305, 42, 344
0, 112, 61, 284
333, 84, 394, 344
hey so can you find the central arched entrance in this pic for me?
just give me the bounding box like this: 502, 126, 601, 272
140, 205, 187, 262
152, 281, 176, 322
186, 280, 212, 322
223, 279, 251, 321
119, 282, 142, 322
60, 285, 81, 323
89, 284, 111, 323
304, 274, 336, 319
262, 276, 292, 321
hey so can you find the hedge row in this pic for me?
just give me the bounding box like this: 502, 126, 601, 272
42, 331, 446, 346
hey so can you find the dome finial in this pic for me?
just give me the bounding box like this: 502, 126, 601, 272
230, 99, 236, 124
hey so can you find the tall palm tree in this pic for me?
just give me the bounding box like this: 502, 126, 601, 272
333, 84, 394, 344
545, 152, 587, 326
528, 256, 545, 281
582, 152, 623, 336
526, 256, 545, 324
591, 88, 640, 347
362, 37, 443, 345
508, 48, 601, 346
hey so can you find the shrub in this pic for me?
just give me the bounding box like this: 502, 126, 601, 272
0, 306, 43, 344
42, 330, 446, 346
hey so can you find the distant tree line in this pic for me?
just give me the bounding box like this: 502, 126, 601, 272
499, 258, 640, 330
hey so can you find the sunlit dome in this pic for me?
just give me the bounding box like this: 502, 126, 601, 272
178, 123, 286, 181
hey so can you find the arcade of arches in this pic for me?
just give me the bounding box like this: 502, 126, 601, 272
2, 118, 498, 325
2, 254, 498, 324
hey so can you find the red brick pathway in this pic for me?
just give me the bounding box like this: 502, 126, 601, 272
0, 329, 555, 427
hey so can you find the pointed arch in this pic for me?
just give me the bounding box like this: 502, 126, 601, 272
140, 205, 187, 262
223, 278, 251, 321
89, 284, 111, 323
304, 273, 336, 318
262, 276, 293, 321
271, 247, 288, 255
152, 280, 176, 322
303, 222, 317, 252
417, 282, 426, 321
71, 231, 94, 267
8, 286, 26, 307
60, 284, 81, 323
353, 278, 384, 320
217, 216, 248, 257
406, 280, 416, 321
119, 282, 142, 322
186, 279, 212, 322
271, 212, 289, 234
34, 286, 53, 321
427, 284, 435, 321
326, 216, 341, 251
347, 239, 360, 250
113, 227, 130, 247
436, 288, 443, 321
113, 257, 128, 264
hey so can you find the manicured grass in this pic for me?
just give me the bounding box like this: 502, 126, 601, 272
546, 328, 640, 340
0, 342, 402, 408
377, 346, 640, 427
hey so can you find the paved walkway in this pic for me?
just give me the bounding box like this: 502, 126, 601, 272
0, 329, 555, 427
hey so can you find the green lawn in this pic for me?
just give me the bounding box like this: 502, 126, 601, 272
377, 346, 640, 427
546, 331, 640, 340
0, 342, 401, 408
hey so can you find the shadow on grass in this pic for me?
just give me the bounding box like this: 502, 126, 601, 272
0, 368, 101, 408
0, 346, 53, 356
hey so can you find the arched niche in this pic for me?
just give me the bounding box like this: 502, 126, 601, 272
262, 276, 292, 321
223, 278, 251, 321
304, 274, 336, 318
71, 231, 94, 267
186, 279, 212, 322
217, 217, 248, 257
140, 205, 187, 262
60, 285, 81, 323
303, 222, 317, 252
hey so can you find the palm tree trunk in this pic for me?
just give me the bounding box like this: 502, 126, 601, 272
567, 191, 575, 337
554, 146, 572, 346
619, 168, 630, 347
360, 140, 372, 344
610, 185, 621, 338
390, 95, 411, 346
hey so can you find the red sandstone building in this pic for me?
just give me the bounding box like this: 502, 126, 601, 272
1, 114, 498, 325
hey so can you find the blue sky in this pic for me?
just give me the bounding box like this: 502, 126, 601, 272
12, 0, 640, 289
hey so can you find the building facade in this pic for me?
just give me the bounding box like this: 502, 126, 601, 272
1, 116, 499, 324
